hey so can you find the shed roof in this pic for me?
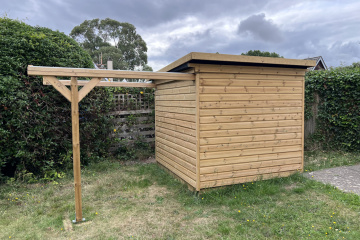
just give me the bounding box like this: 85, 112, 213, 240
159, 52, 316, 72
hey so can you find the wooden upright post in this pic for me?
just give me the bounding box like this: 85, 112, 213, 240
71, 77, 83, 222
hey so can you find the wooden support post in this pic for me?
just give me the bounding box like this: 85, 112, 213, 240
71, 77, 83, 222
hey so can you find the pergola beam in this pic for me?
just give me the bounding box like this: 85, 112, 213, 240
43, 78, 156, 88
28, 66, 195, 81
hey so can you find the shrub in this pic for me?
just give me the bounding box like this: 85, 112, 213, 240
0, 18, 114, 181
305, 67, 360, 151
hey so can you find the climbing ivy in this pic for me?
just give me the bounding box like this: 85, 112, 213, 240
305, 67, 360, 151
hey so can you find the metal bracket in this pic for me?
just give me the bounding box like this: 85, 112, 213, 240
72, 213, 85, 223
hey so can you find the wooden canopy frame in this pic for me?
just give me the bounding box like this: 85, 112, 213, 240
27, 66, 195, 222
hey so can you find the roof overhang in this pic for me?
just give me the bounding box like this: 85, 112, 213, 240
159, 52, 317, 72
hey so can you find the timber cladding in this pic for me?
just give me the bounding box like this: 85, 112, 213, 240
155, 52, 315, 191
155, 80, 197, 188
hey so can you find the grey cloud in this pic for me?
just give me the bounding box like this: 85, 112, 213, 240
2, 0, 360, 69
238, 13, 283, 43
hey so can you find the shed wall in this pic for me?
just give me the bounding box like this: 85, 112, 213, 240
195, 64, 305, 188
155, 80, 197, 188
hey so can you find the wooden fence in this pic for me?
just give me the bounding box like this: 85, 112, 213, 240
304, 93, 320, 140
109, 93, 155, 151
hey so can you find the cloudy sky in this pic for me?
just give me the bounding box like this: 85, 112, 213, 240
2, 0, 360, 70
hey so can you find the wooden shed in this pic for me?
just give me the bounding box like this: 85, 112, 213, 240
154, 52, 315, 191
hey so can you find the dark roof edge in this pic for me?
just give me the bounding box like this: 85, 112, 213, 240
168, 59, 310, 72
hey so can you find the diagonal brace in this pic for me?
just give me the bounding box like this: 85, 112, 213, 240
43, 76, 72, 102
78, 77, 102, 102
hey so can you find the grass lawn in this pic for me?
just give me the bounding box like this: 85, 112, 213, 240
1, 151, 360, 239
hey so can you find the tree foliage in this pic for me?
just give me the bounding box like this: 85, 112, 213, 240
305, 67, 360, 151
0, 18, 115, 181
242, 50, 283, 58
70, 18, 148, 70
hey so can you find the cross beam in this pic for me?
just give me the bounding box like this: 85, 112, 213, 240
27, 66, 195, 222
28, 66, 195, 80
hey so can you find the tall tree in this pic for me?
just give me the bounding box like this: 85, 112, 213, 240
242, 50, 283, 58
70, 18, 148, 70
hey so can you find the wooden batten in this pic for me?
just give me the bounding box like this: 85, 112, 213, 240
200, 79, 303, 87
189, 64, 307, 76
199, 100, 302, 109
44, 79, 156, 88
200, 151, 302, 167
200, 170, 297, 189
28, 65, 195, 81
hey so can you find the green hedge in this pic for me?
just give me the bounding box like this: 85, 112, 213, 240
305, 67, 360, 151
0, 18, 114, 181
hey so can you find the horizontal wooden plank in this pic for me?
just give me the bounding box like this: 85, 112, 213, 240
200, 132, 301, 145
199, 73, 304, 80
200, 139, 302, 153
157, 142, 196, 166
156, 111, 196, 123
157, 131, 196, 152
156, 86, 196, 95
200, 120, 302, 131
116, 130, 155, 138
156, 100, 196, 108
201, 157, 302, 175
200, 79, 303, 87
28, 66, 195, 81
200, 113, 302, 124
156, 135, 196, 158
156, 80, 195, 90
200, 169, 297, 188
113, 116, 152, 123
200, 145, 302, 160
157, 152, 196, 180
157, 126, 196, 144
117, 123, 154, 129
156, 122, 196, 137
109, 109, 153, 115
157, 157, 196, 188
200, 94, 302, 102
157, 148, 196, 173
200, 163, 302, 181
200, 151, 302, 167
45, 79, 156, 88
191, 64, 306, 76
200, 107, 302, 116
156, 93, 196, 101
153, 80, 174, 85
200, 126, 302, 138
157, 116, 196, 130
200, 100, 302, 109
199, 86, 302, 94
157, 106, 196, 115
